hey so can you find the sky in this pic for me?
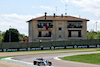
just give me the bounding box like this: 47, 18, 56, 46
0, 0, 100, 35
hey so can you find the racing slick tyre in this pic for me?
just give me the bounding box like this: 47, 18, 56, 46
37, 62, 40, 66
47, 62, 52, 66
33, 61, 37, 65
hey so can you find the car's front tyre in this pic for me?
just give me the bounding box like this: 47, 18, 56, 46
33, 61, 37, 65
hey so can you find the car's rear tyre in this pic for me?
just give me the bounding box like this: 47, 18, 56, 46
47, 62, 52, 66
37, 62, 41, 66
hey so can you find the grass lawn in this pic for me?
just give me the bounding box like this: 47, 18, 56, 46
60, 53, 100, 65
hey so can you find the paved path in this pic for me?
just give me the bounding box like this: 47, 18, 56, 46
0, 49, 96, 57
11, 51, 100, 67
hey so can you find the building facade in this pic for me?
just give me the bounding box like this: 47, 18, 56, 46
27, 13, 89, 42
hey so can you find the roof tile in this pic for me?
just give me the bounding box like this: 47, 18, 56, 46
27, 16, 89, 22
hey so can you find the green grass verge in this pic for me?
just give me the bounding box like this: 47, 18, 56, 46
60, 53, 100, 65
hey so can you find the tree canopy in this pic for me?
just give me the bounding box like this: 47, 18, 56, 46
0, 31, 4, 43
0, 29, 27, 43
19, 34, 27, 41
87, 31, 100, 39
3, 28, 19, 42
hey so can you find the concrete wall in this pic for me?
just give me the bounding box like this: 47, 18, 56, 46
82, 20, 87, 39
28, 21, 33, 42
32, 21, 38, 42
28, 20, 87, 42
52, 20, 68, 41
29, 20, 38, 42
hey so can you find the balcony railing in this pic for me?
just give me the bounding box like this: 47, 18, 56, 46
67, 25, 82, 28
68, 36, 82, 39
37, 24, 53, 28
38, 35, 53, 39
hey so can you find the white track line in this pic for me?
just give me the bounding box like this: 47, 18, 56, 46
54, 51, 100, 60
5, 57, 33, 65
3, 57, 54, 67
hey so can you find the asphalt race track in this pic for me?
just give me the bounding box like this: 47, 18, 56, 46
6, 51, 100, 67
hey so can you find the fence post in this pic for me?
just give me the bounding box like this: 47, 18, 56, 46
40, 44, 43, 50
63, 41, 66, 49
17, 48, 19, 51
27, 43, 29, 51
64, 46, 66, 49
80, 40, 81, 46
87, 45, 89, 48
87, 39, 89, 48
54, 46, 55, 49
17, 43, 20, 51
99, 39, 100, 45
39, 40, 43, 50
1, 43, 3, 52
49, 42, 52, 49
86, 39, 87, 46
50, 47, 51, 49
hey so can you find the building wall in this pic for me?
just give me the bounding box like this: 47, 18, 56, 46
32, 21, 38, 42
82, 20, 87, 39
52, 20, 68, 41
28, 20, 87, 42
28, 21, 33, 42
29, 20, 38, 42
65, 21, 69, 40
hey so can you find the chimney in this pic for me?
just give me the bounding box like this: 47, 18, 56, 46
53, 13, 55, 18
65, 13, 67, 16
61, 14, 63, 18
45, 12, 47, 20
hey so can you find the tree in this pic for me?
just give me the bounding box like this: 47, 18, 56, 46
87, 30, 100, 39
0, 31, 1, 35
3, 28, 19, 42
87, 30, 97, 39
96, 32, 100, 39
0, 31, 2, 43
0, 35, 2, 43
19, 34, 27, 41
0, 31, 5, 43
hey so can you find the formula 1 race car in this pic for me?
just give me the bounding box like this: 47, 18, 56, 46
33, 58, 52, 66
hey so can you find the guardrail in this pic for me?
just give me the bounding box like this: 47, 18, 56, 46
0, 39, 100, 52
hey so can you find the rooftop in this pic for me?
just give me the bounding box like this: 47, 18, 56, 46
27, 15, 89, 22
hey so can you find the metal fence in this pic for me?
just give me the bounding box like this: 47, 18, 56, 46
0, 39, 100, 50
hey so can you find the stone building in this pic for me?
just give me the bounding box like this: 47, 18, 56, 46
27, 13, 89, 42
